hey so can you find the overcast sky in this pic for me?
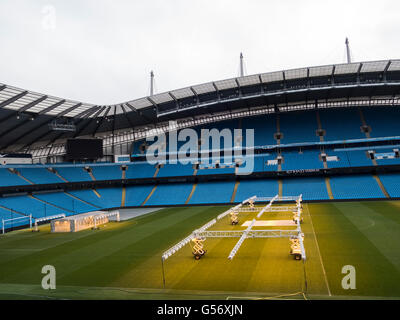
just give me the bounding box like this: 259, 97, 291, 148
0, 0, 399, 105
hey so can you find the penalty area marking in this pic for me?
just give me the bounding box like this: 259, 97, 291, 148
304, 203, 331, 296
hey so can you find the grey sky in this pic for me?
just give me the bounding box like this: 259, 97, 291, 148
0, 0, 399, 105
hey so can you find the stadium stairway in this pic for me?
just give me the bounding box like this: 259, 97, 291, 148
92, 189, 102, 198
121, 186, 126, 207
358, 108, 371, 139
53, 169, 69, 182
230, 181, 240, 203
12, 169, 34, 185
275, 114, 281, 145
325, 177, 334, 200
146, 183, 193, 206
185, 183, 197, 204
373, 175, 390, 199
87, 168, 96, 181
153, 166, 160, 178
142, 185, 157, 206
316, 110, 324, 142
379, 173, 400, 197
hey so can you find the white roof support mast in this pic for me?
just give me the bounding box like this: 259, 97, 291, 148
345, 38, 352, 64
239, 52, 245, 77
150, 70, 155, 96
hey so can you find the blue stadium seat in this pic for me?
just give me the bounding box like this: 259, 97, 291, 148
363, 107, 400, 138
125, 162, 156, 179
91, 165, 122, 181
56, 167, 92, 182
281, 150, 323, 170
146, 183, 192, 206
189, 181, 234, 204
330, 175, 384, 199
242, 114, 276, 147
18, 168, 63, 184
234, 179, 278, 202
35, 192, 96, 214
379, 173, 400, 197
346, 150, 373, 167
0, 168, 30, 187
0, 195, 66, 218
157, 163, 194, 177
125, 185, 155, 206
279, 111, 319, 144
95, 188, 123, 208
283, 177, 329, 200
319, 108, 364, 141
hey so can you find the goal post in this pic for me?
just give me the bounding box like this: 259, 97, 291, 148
2, 214, 32, 234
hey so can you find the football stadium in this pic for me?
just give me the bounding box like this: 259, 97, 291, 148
1, 55, 400, 300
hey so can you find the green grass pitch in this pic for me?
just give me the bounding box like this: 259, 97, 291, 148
1, 201, 400, 300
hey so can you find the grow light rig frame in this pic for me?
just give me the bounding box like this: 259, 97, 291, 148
161, 194, 305, 262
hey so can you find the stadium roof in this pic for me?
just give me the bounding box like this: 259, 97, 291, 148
0, 59, 400, 152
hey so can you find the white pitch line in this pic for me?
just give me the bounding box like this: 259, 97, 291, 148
305, 203, 332, 297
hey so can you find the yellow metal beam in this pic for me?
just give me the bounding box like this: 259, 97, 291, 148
230, 181, 240, 203
373, 174, 390, 199
185, 183, 197, 204
325, 177, 334, 200
142, 185, 157, 206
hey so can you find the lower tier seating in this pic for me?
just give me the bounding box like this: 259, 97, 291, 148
3, 173, 400, 231
330, 175, 384, 199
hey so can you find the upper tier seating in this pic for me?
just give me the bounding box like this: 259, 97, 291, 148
363, 107, 400, 138
374, 149, 400, 166
319, 108, 364, 141
0, 168, 30, 186
158, 163, 194, 177
325, 150, 351, 168
56, 167, 92, 182
279, 111, 319, 144
125, 162, 156, 179
18, 168, 63, 184
281, 150, 323, 170
91, 165, 122, 181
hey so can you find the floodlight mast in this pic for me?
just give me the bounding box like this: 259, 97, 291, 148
150, 70, 155, 96
239, 52, 244, 77
345, 38, 352, 64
